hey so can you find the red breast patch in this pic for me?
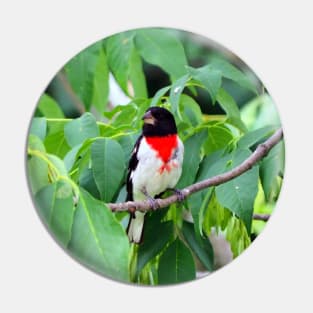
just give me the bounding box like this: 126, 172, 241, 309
145, 134, 178, 164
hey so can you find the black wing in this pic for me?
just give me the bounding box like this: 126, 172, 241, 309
126, 134, 142, 201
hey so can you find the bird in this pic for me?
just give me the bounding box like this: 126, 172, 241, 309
126, 106, 184, 243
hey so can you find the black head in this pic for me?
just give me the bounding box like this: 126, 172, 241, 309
142, 107, 177, 137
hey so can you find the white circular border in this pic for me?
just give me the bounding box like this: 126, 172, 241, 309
1, 1, 312, 312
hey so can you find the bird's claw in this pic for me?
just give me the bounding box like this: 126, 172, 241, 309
147, 197, 159, 211
172, 188, 185, 202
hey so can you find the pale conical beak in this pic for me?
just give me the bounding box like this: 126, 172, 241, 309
142, 111, 155, 125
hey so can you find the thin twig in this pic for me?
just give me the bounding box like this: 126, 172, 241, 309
107, 128, 283, 214
252, 213, 271, 222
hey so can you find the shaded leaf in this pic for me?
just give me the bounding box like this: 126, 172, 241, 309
210, 57, 257, 94
136, 218, 173, 276
91, 48, 109, 114
65, 42, 102, 110
238, 126, 276, 149
91, 138, 125, 202
129, 48, 148, 98
189, 150, 225, 237
203, 124, 234, 155
216, 88, 247, 132
106, 31, 136, 95
64, 144, 82, 172
260, 141, 285, 201
182, 221, 214, 271
158, 238, 195, 285
177, 129, 207, 189
188, 65, 222, 103
79, 167, 101, 200
215, 149, 259, 233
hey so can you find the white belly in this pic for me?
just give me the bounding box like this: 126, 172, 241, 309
131, 137, 183, 201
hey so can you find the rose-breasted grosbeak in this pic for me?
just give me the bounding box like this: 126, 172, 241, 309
126, 107, 184, 243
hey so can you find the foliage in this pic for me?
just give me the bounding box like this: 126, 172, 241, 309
26, 28, 284, 285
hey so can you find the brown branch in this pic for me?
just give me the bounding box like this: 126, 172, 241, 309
107, 127, 283, 214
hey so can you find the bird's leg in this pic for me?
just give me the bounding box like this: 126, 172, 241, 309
141, 187, 159, 211
167, 188, 185, 202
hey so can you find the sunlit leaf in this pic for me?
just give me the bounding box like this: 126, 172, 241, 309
135, 29, 188, 81
35, 180, 75, 247
29, 117, 47, 141
68, 188, 130, 282
64, 112, 99, 147
37, 94, 65, 118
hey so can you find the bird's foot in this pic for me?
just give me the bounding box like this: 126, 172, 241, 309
168, 188, 185, 202
141, 187, 160, 211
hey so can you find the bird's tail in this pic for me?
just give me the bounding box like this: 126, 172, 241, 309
127, 211, 145, 243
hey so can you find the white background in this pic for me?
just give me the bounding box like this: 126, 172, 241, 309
1, 1, 312, 312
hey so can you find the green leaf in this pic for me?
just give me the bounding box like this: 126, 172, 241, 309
210, 57, 257, 94
182, 221, 214, 271
179, 94, 203, 127
188, 65, 222, 103
215, 149, 259, 233
203, 191, 232, 234
37, 94, 65, 118
203, 124, 234, 155
169, 74, 190, 114
237, 126, 276, 148
150, 85, 171, 107
189, 150, 225, 237
260, 141, 285, 201
110, 104, 137, 128
64, 112, 99, 148
68, 188, 130, 282
177, 129, 207, 189
64, 144, 83, 172
29, 117, 47, 141
35, 181, 75, 247
106, 31, 136, 95
79, 167, 101, 200
91, 138, 125, 202
216, 88, 247, 132
135, 29, 188, 81
44, 130, 71, 159
91, 48, 109, 114
158, 238, 196, 285
129, 48, 148, 98
65, 42, 103, 110
46, 154, 68, 176
136, 218, 173, 276
27, 135, 49, 194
